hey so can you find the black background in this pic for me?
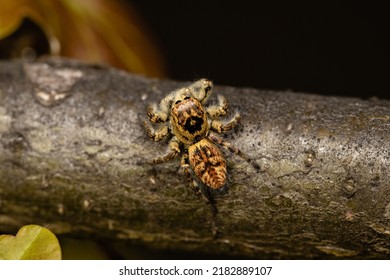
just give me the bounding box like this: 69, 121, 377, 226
131, 1, 388, 99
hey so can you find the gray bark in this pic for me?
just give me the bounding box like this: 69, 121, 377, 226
0, 57, 389, 259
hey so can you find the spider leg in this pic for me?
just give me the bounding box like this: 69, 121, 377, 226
210, 112, 241, 133
143, 121, 169, 141
146, 90, 178, 123
182, 144, 219, 237
147, 103, 169, 123
207, 132, 260, 170
152, 137, 180, 164
206, 95, 229, 117
181, 153, 203, 198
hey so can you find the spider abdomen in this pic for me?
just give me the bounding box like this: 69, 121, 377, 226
188, 139, 227, 190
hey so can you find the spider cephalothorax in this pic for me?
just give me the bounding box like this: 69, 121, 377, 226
143, 79, 253, 199
170, 96, 209, 145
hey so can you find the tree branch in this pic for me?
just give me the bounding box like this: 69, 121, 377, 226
0, 57, 389, 258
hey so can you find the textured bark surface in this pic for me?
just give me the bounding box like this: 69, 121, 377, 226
0, 57, 389, 259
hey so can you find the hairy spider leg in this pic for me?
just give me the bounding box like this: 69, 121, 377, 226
206, 95, 229, 117
207, 132, 260, 170
210, 112, 241, 133
143, 120, 169, 141
151, 137, 181, 164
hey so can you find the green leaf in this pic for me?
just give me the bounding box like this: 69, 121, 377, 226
0, 225, 61, 260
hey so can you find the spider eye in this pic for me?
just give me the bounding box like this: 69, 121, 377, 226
205, 86, 212, 94
184, 96, 190, 100
175, 100, 181, 104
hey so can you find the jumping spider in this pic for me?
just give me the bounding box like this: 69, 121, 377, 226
143, 79, 255, 201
